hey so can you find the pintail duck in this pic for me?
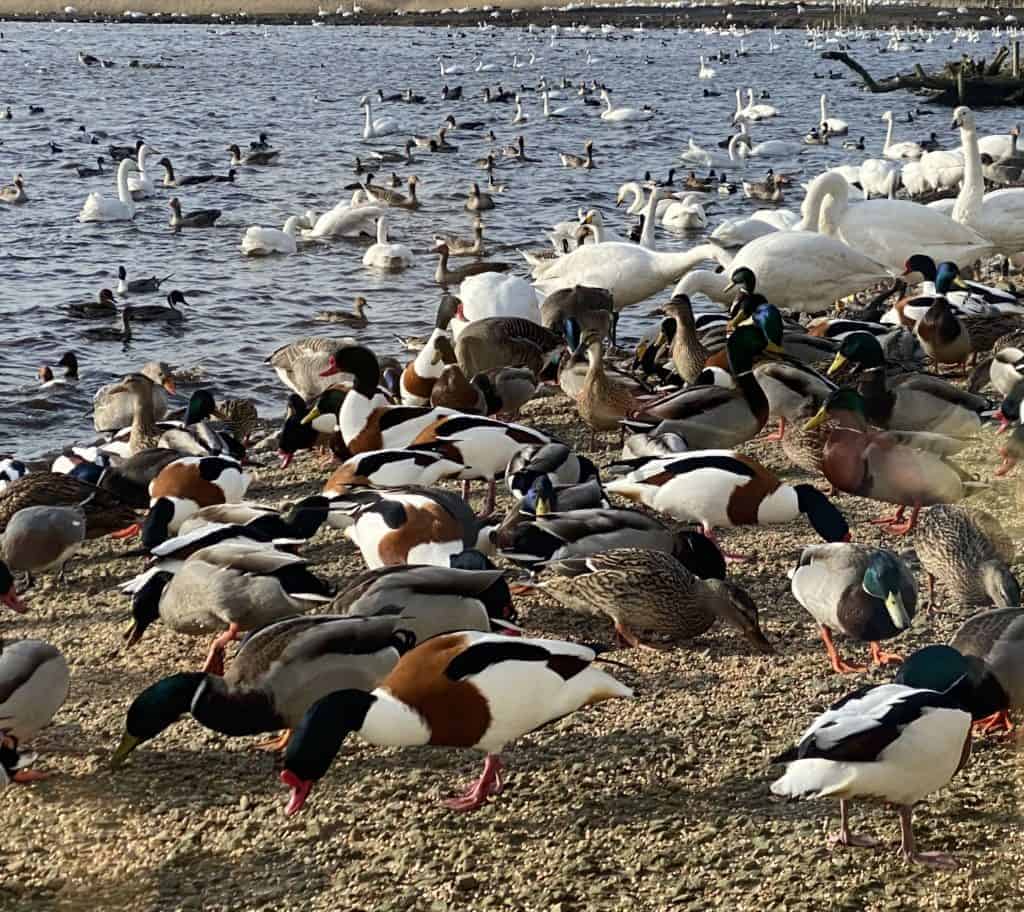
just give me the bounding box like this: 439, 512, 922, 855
168, 197, 222, 231
228, 143, 279, 166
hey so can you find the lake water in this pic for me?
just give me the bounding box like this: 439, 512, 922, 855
1, 20, 1020, 457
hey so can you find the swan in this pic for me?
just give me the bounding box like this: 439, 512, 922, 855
362, 216, 413, 270
698, 55, 716, 80
734, 133, 804, 159
919, 148, 964, 191
126, 143, 159, 197
671, 268, 733, 305
437, 57, 462, 76
723, 230, 892, 313
661, 193, 707, 230
512, 95, 529, 125
940, 105, 1024, 256
79, 158, 138, 222
828, 164, 863, 188
450, 272, 542, 339
977, 124, 1022, 161
241, 215, 301, 256
532, 237, 722, 311
818, 94, 848, 135
577, 209, 628, 245
901, 160, 929, 197
733, 88, 778, 122
599, 89, 652, 123
881, 111, 923, 160
798, 170, 992, 271
710, 208, 799, 248
858, 158, 901, 198
305, 190, 384, 239
475, 58, 499, 72
542, 91, 570, 118
360, 96, 400, 140
680, 134, 748, 169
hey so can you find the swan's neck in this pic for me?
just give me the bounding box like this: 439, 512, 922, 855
797, 172, 846, 233
363, 104, 373, 135
735, 89, 742, 115
820, 95, 827, 122
639, 191, 659, 250
883, 116, 894, 152
116, 165, 133, 206
953, 120, 984, 228
376, 219, 388, 244
603, 95, 613, 113
651, 243, 723, 283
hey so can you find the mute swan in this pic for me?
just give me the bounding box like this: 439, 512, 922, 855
942, 105, 1024, 256
724, 230, 891, 313
798, 170, 992, 271
599, 89, 652, 123
79, 158, 137, 222
363, 216, 413, 270
698, 56, 715, 79
881, 111, 923, 160
360, 96, 400, 140
450, 272, 541, 340
126, 143, 160, 197
710, 208, 799, 248
661, 193, 707, 230
241, 216, 301, 256
818, 94, 848, 135
305, 190, 384, 239
858, 158, 901, 199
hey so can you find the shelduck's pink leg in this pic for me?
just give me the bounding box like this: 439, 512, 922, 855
700, 523, 748, 562
827, 800, 880, 850
442, 754, 505, 812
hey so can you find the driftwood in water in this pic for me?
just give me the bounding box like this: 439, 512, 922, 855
822, 49, 1024, 107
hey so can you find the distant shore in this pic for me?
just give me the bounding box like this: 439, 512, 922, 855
0, 1, 1004, 31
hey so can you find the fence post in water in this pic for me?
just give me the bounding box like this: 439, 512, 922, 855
1013, 41, 1021, 78
957, 68, 965, 105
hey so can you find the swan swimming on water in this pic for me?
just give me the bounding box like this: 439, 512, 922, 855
599, 89, 652, 123
360, 96, 401, 140
241, 216, 302, 256
881, 110, 924, 160
79, 158, 138, 222
363, 216, 413, 270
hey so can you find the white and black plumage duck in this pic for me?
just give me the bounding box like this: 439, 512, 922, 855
279, 631, 633, 814
771, 679, 972, 870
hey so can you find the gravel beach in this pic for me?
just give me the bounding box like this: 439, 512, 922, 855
3, 383, 1022, 912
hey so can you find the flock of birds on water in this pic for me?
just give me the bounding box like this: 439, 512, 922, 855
3, 19, 1024, 873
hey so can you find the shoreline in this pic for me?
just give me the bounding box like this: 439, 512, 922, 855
0, 2, 1006, 31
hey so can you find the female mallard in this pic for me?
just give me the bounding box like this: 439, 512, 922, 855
0, 638, 70, 781
827, 332, 986, 437
0, 473, 136, 538
627, 325, 776, 449
530, 547, 772, 652
770, 679, 971, 869
126, 542, 334, 674
914, 505, 1018, 609
278, 631, 633, 814
789, 543, 917, 673
605, 450, 849, 557
574, 331, 646, 444
658, 294, 712, 384
805, 388, 983, 534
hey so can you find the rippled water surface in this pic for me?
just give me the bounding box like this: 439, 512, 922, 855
1, 21, 1021, 457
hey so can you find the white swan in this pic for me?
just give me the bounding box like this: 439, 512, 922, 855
79, 158, 138, 223
734, 133, 804, 159
710, 208, 799, 248
542, 91, 569, 118
451, 272, 541, 339
599, 89, 652, 123
512, 95, 529, 125
818, 94, 848, 136
733, 88, 777, 122
475, 58, 498, 72
798, 170, 992, 271
578, 209, 628, 245
241, 215, 301, 256
437, 57, 462, 76
126, 143, 160, 197
901, 160, 929, 197
362, 216, 413, 270
724, 230, 892, 313
698, 55, 715, 80
305, 190, 384, 239
828, 164, 863, 188
858, 158, 901, 199
360, 96, 400, 140
881, 110, 923, 160
532, 238, 722, 311
942, 105, 1024, 256
661, 193, 707, 230
680, 134, 748, 169
977, 124, 1022, 160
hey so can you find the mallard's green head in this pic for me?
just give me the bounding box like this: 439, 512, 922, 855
749, 303, 786, 352
725, 266, 757, 296
862, 551, 911, 630
896, 645, 968, 692
111, 672, 207, 768
725, 324, 769, 375
302, 387, 347, 427
934, 261, 962, 295
184, 389, 218, 427
831, 331, 885, 374
803, 387, 865, 430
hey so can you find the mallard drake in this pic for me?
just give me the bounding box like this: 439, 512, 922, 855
627, 326, 776, 448
2, 506, 86, 586
126, 543, 333, 674
605, 451, 849, 558
770, 680, 971, 869
0, 459, 28, 493
278, 631, 633, 814
505, 443, 599, 500
140, 456, 251, 549
319, 345, 457, 453
111, 617, 418, 766
505, 475, 608, 519
531, 547, 771, 652
0, 473, 136, 538
904, 254, 1024, 311
323, 449, 463, 497
331, 486, 487, 569
0, 638, 70, 781
914, 505, 1018, 609
495, 507, 725, 580
0, 560, 28, 612
96, 448, 181, 508
790, 543, 917, 673
828, 332, 986, 437
266, 336, 356, 401
805, 388, 984, 534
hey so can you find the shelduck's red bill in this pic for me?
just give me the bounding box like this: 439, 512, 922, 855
319, 356, 341, 378
110, 523, 141, 540
0, 587, 28, 614
281, 769, 313, 816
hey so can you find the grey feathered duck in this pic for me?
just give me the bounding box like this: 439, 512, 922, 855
1, 505, 86, 587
